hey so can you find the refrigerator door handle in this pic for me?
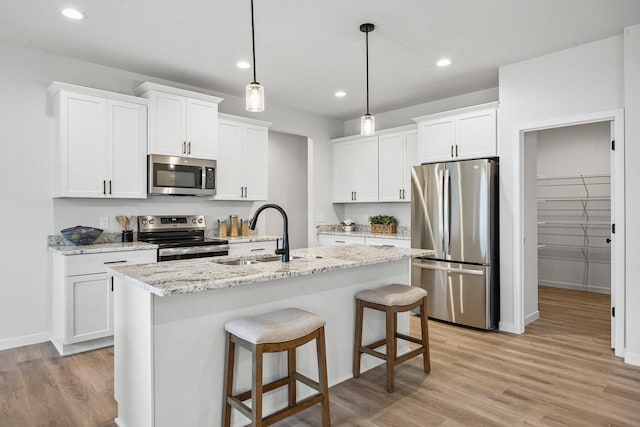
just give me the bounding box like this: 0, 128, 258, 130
438, 169, 445, 253
443, 168, 451, 256
411, 262, 485, 276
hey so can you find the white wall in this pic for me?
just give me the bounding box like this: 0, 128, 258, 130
265, 131, 308, 249
343, 88, 498, 136
498, 35, 624, 334
335, 202, 410, 231
623, 24, 640, 365
523, 132, 539, 325
0, 40, 342, 349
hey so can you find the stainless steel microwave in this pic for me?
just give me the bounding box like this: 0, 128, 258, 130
148, 154, 216, 196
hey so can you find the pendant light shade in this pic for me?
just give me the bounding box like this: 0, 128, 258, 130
360, 23, 375, 136
246, 0, 264, 112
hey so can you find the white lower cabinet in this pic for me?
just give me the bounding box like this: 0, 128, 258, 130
364, 237, 411, 248
51, 249, 156, 356
228, 240, 278, 256
318, 234, 410, 248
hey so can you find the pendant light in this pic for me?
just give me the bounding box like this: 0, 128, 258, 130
360, 23, 375, 136
246, 0, 264, 112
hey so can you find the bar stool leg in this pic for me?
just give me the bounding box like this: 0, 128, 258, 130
420, 296, 431, 373
252, 344, 264, 427
287, 348, 296, 407
223, 333, 235, 427
353, 299, 364, 378
316, 326, 331, 427
385, 308, 396, 393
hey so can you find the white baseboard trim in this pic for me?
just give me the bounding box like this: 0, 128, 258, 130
524, 311, 540, 326
0, 331, 50, 352
539, 280, 611, 295
625, 350, 640, 367
499, 321, 518, 334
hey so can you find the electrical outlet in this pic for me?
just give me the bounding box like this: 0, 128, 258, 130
100, 217, 109, 229
316, 213, 326, 224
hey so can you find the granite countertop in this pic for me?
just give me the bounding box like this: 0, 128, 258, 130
317, 230, 411, 240
48, 241, 158, 255
108, 244, 434, 297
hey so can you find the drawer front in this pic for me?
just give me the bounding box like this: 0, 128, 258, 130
228, 240, 277, 256
66, 250, 157, 276
365, 237, 411, 248
318, 235, 366, 246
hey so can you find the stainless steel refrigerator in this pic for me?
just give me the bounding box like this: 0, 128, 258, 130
411, 158, 498, 330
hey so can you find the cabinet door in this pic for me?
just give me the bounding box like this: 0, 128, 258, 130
355, 137, 379, 202
65, 273, 113, 344
419, 117, 456, 163
365, 237, 411, 248
106, 101, 147, 199
378, 133, 404, 202
58, 92, 106, 197
456, 108, 496, 159
148, 92, 186, 156
215, 120, 244, 200
244, 125, 269, 200
186, 98, 218, 159
332, 142, 358, 202
317, 235, 366, 246
403, 130, 420, 202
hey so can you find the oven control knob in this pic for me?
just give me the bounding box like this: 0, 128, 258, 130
198, 218, 203, 224
142, 219, 148, 225
149, 219, 155, 225
192, 219, 197, 224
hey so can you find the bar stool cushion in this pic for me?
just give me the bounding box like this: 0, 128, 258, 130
225, 308, 326, 344
355, 284, 427, 307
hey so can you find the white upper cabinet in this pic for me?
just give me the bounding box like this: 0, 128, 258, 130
378, 129, 418, 202
414, 102, 498, 163
215, 114, 271, 201
135, 82, 222, 160
331, 136, 379, 203
50, 82, 147, 199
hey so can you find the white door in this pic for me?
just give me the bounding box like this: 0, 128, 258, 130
215, 120, 244, 200
148, 92, 186, 156
379, 133, 404, 202
106, 101, 147, 199
332, 142, 357, 202
186, 98, 218, 159
244, 125, 269, 200
419, 117, 456, 163
355, 137, 379, 202
65, 273, 113, 344
456, 108, 497, 159
403, 130, 420, 202
60, 92, 106, 197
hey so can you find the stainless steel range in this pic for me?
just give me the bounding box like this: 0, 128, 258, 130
137, 215, 229, 262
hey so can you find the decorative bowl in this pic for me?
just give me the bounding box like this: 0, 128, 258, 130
61, 226, 104, 245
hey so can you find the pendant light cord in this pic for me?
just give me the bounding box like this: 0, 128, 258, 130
365, 29, 370, 115
251, 0, 257, 84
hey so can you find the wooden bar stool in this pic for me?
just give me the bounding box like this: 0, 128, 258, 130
223, 308, 331, 427
353, 284, 430, 393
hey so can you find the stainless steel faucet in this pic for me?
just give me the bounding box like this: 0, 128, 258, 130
249, 203, 290, 262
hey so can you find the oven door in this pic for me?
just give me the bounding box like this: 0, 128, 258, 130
148, 155, 216, 196
158, 245, 229, 262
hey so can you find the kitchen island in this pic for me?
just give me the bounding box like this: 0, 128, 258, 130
108, 244, 433, 427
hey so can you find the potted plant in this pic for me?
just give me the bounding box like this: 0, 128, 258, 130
341, 218, 356, 232
369, 215, 396, 234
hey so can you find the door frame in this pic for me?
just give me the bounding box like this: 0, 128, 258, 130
512, 109, 625, 358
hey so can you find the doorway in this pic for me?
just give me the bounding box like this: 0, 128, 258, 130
513, 110, 625, 357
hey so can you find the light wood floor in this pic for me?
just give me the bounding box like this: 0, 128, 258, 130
1, 286, 639, 426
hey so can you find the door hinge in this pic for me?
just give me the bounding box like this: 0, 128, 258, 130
612, 307, 615, 317
612, 224, 616, 234
611, 140, 615, 151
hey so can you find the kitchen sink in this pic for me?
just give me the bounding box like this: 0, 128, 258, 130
215, 255, 303, 266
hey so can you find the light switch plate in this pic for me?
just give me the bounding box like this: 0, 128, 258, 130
100, 217, 109, 229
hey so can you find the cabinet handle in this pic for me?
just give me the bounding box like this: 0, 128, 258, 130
183, 141, 187, 154
104, 260, 127, 264
188, 141, 191, 155
399, 189, 402, 199
451, 145, 454, 157
250, 248, 266, 252
455, 144, 458, 157
335, 240, 346, 244
354, 191, 356, 201
109, 180, 112, 195
402, 189, 405, 199
382, 244, 395, 247
102, 180, 106, 195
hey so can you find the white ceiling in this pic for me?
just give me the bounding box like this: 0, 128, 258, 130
1, 0, 639, 120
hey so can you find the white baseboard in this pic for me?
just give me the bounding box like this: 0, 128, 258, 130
525, 311, 540, 326
539, 280, 611, 295
625, 350, 640, 367
499, 321, 519, 334
0, 331, 50, 352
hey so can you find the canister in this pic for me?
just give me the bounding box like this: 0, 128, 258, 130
218, 218, 228, 238
241, 219, 250, 236
229, 215, 239, 237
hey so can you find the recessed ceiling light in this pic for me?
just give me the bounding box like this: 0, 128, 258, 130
236, 61, 251, 69
334, 91, 346, 98
436, 58, 452, 67
61, 8, 87, 20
